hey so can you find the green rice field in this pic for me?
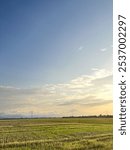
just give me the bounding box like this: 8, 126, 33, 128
0, 118, 113, 150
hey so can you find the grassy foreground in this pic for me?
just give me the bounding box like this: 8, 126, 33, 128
0, 118, 112, 150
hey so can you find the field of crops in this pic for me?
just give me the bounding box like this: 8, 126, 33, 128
0, 118, 112, 150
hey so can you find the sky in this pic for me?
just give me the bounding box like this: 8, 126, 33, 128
0, 0, 113, 117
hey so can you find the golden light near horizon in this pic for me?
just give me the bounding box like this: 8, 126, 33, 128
0, 68, 112, 117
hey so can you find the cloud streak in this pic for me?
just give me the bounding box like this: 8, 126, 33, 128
100, 48, 107, 52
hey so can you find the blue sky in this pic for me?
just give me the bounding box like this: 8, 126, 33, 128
0, 0, 112, 116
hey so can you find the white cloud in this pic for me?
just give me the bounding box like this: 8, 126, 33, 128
0, 68, 112, 116
78, 46, 84, 51
91, 68, 99, 71
100, 48, 107, 52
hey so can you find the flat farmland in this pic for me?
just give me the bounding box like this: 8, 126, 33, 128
0, 118, 113, 150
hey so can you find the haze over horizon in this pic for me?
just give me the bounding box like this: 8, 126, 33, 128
0, 0, 112, 117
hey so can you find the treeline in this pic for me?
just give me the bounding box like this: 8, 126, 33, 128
62, 115, 113, 118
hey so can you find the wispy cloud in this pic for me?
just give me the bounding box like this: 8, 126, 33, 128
77, 46, 84, 52
100, 48, 107, 52
91, 68, 99, 71
0, 68, 112, 116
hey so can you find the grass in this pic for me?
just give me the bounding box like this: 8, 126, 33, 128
0, 118, 113, 150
